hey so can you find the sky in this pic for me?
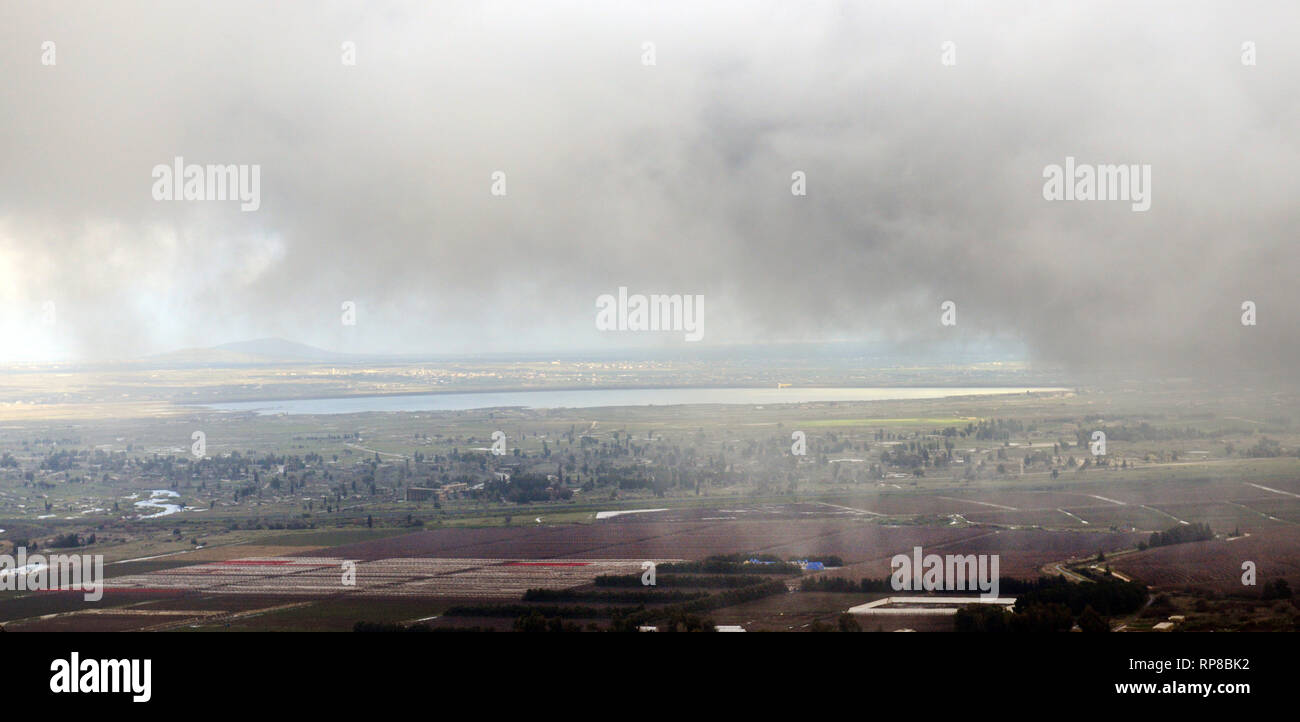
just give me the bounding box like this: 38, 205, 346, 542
0, 1, 1296, 380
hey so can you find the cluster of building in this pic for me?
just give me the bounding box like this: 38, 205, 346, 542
404, 482, 469, 502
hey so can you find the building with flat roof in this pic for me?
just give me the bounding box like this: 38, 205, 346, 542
405, 487, 437, 502
847, 596, 1016, 616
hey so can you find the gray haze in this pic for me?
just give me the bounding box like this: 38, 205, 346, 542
1, 1, 1296, 379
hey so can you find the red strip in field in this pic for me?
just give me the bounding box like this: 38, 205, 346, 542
502, 562, 590, 567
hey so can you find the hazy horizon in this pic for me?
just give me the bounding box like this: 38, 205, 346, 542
2, 1, 1297, 383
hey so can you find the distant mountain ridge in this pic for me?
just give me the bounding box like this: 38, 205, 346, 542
212, 338, 344, 361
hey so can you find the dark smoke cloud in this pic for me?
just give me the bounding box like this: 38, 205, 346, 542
0, 1, 1296, 380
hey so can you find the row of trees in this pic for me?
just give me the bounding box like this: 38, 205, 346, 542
1143, 523, 1213, 549
955, 602, 1110, 633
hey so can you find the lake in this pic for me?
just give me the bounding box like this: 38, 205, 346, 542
201, 386, 1066, 415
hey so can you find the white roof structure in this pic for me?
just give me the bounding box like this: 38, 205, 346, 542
847, 596, 1016, 616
